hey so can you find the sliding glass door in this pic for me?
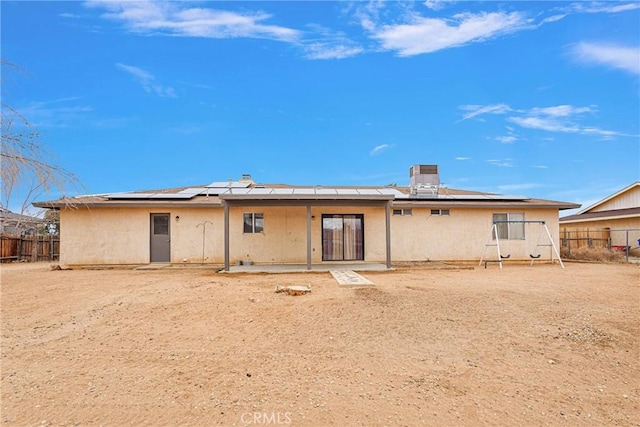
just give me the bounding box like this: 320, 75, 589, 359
322, 214, 364, 261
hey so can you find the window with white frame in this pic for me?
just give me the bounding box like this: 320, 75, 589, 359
493, 213, 524, 240
393, 209, 412, 216
430, 209, 450, 216
243, 213, 264, 233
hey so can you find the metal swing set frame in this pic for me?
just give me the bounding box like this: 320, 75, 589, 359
479, 220, 565, 269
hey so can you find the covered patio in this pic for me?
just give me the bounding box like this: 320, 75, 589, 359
223, 262, 391, 273
220, 191, 395, 271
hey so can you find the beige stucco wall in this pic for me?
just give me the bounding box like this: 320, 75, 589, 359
228, 206, 386, 264
60, 205, 562, 265
60, 207, 223, 265
391, 208, 561, 262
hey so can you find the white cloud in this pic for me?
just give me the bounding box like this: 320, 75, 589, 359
370, 144, 394, 155
459, 103, 511, 121
539, 14, 567, 24
355, 0, 638, 58
304, 44, 363, 59
372, 11, 527, 56
423, 0, 456, 11
85, 1, 301, 42
116, 63, 176, 98
302, 26, 363, 59
507, 116, 579, 133
571, 42, 640, 75
529, 105, 596, 117
460, 102, 631, 139
455, 157, 471, 160
495, 135, 517, 144
532, 165, 549, 169
507, 114, 627, 138
572, 2, 640, 14
487, 159, 515, 168
18, 97, 93, 128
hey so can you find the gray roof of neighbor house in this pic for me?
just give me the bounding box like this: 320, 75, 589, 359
33, 181, 580, 210
560, 207, 640, 223
0, 208, 48, 233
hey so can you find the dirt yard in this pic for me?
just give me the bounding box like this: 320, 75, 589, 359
1, 262, 638, 426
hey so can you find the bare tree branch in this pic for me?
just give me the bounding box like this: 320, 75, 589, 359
1, 60, 83, 231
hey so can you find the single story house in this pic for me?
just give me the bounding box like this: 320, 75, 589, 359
34, 165, 579, 269
0, 208, 48, 236
559, 182, 640, 250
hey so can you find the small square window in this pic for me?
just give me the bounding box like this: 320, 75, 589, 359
441, 209, 450, 216
243, 213, 264, 233
393, 209, 403, 216
431, 209, 440, 215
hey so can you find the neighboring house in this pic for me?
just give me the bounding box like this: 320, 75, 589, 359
560, 182, 640, 249
0, 208, 47, 235
33, 165, 579, 269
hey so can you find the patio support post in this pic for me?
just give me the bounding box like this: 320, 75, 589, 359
223, 201, 230, 271
306, 204, 312, 270
385, 201, 391, 269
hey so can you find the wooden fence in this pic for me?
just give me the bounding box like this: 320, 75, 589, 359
559, 228, 611, 251
560, 228, 640, 260
0, 233, 60, 263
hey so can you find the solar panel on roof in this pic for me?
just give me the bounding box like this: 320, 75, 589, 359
248, 188, 273, 195
178, 188, 207, 195
292, 188, 316, 195
356, 189, 381, 195
314, 189, 338, 195
106, 193, 153, 199
335, 189, 360, 195
378, 188, 404, 195
229, 188, 252, 195
206, 181, 251, 188
271, 188, 294, 195
106, 192, 196, 200
148, 193, 196, 199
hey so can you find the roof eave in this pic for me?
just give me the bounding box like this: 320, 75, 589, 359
219, 194, 396, 202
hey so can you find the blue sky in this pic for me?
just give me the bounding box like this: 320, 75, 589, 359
2, 1, 639, 214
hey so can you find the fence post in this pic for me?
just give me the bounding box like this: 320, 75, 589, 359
31, 235, 37, 262
17, 235, 22, 261
568, 231, 571, 256
626, 230, 630, 262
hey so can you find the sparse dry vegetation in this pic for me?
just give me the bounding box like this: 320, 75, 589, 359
561, 246, 627, 263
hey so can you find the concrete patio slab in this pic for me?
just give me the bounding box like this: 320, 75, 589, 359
225, 263, 390, 274
330, 270, 374, 286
